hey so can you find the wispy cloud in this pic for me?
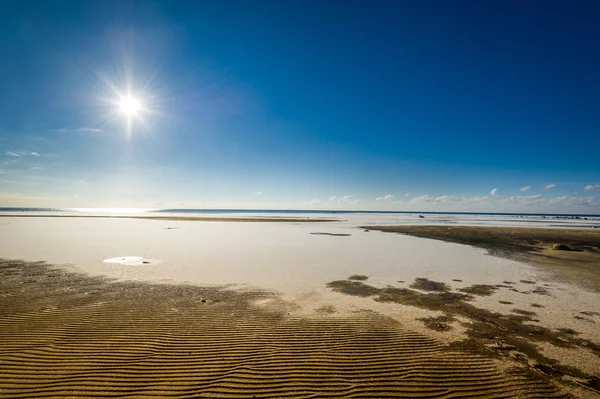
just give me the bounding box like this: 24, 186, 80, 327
31, 152, 40, 156
376, 194, 394, 201
409, 194, 433, 204
53, 127, 104, 134
309, 198, 321, 205
519, 186, 531, 192
29, 166, 44, 170
503, 194, 544, 206
469, 196, 490, 203
255, 191, 262, 195
490, 188, 499, 195
546, 196, 600, 207
434, 195, 454, 202
341, 195, 359, 204
398, 192, 596, 210
544, 184, 556, 190
404, 193, 412, 197
329, 194, 360, 205
410, 194, 490, 206
6, 152, 20, 157
584, 185, 600, 192
77, 127, 104, 133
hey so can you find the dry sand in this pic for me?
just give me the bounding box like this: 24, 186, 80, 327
0, 259, 564, 398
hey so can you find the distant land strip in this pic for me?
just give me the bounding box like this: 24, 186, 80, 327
0, 215, 339, 222
0, 214, 341, 223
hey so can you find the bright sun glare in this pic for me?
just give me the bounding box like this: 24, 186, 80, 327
119, 96, 141, 116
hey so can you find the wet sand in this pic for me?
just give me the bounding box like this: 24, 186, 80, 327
365, 226, 600, 292
328, 276, 600, 396
0, 260, 565, 398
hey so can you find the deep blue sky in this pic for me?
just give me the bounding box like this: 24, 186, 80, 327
1, 0, 599, 211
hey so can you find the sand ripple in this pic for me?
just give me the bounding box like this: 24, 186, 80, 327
0, 260, 563, 398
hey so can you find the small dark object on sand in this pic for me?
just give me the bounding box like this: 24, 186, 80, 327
364, 229, 369, 232
419, 215, 425, 218
142, 261, 150, 264
552, 243, 572, 251
410, 277, 450, 292
200, 298, 207, 303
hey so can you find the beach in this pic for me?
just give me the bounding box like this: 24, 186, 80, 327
0, 213, 599, 397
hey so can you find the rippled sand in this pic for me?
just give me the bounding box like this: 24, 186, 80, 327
0, 260, 564, 398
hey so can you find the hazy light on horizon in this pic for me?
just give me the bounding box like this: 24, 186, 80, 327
71, 207, 156, 214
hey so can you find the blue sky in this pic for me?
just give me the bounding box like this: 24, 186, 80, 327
1, 0, 599, 212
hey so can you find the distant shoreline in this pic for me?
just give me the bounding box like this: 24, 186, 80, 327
0, 215, 338, 222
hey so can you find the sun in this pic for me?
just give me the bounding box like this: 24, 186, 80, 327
119, 96, 141, 116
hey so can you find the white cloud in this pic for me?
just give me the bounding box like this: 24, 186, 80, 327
434, 195, 453, 202
470, 196, 489, 203
77, 128, 103, 133
255, 191, 262, 195
584, 185, 600, 192
29, 166, 44, 170
504, 194, 544, 206
523, 194, 542, 200
6, 152, 20, 157
53, 127, 103, 134
544, 184, 556, 190
409, 194, 481, 205
409, 194, 433, 204
404, 193, 412, 197
328, 195, 360, 205
490, 188, 499, 195
546, 196, 600, 207
376, 194, 394, 202
519, 186, 531, 192
341, 195, 359, 204
309, 199, 321, 205
31, 152, 40, 156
